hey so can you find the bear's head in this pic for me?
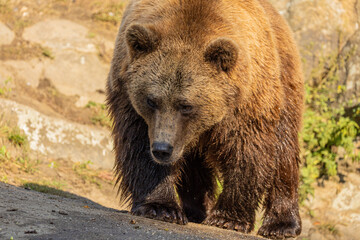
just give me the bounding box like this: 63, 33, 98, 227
124, 24, 244, 165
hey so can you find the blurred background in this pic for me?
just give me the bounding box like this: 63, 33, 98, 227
0, 0, 359, 239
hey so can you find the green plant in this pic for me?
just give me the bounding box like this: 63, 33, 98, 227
318, 223, 339, 236
86, 101, 97, 108
86, 101, 112, 128
17, 157, 40, 173
0, 0, 11, 14
300, 49, 360, 202
48, 161, 58, 169
42, 47, 54, 59
73, 160, 101, 187
77, 160, 93, 170
91, 114, 112, 128
0, 145, 10, 161
1, 175, 8, 183
308, 209, 315, 218
12, 19, 32, 32
8, 128, 27, 147
0, 77, 12, 96
87, 32, 96, 39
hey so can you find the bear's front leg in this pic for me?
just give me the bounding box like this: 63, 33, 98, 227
257, 145, 302, 238
257, 201, 301, 239
204, 170, 261, 233
126, 160, 188, 225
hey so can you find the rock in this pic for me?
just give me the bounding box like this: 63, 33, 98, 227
302, 175, 360, 240
23, 19, 97, 53
0, 53, 107, 106
309, 230, 326, 240
20, 19, 114, 105
269, 0, 359, 79
0, 22, 15, 45
0, 65, 15, 89
94, 36, 116, 63
288, 0, 358, 51
0, 99, 114, 170
296, 217, 313, 239
0, 59, 45, 87
347, 173, 360, 185
339, 29, 360, 106
306, 181, 339, 210
337, 223, 360, 240
309, 231, 330, 240
332, 183, 360, 212
268, 0, 360, 106
43, 50, 108, 106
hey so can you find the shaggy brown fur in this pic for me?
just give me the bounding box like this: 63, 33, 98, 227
106, 0, 304, 238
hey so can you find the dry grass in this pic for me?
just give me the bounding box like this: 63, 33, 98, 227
0, 118, 39, 174
85, 101, 112, 128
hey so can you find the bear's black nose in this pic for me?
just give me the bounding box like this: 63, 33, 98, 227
152, 142, 173, 161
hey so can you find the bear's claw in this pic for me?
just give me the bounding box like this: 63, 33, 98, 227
258, 219, 301, 239
204, 212, 252, 233
131, 203, 188, 225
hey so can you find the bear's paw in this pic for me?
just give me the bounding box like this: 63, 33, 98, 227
131, 203, 188, 225
257, 217, 301, 239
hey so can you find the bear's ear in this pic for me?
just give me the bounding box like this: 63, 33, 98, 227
125, 24, 159, 59
204, 38, 238, 72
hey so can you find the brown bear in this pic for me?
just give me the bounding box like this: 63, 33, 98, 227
106, 0, 304, 239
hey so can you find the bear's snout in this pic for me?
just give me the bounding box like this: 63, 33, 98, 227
151, 142, 174, 163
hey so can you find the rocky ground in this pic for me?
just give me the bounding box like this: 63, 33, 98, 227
0, 182, 265, 240
0, 0, 359, 239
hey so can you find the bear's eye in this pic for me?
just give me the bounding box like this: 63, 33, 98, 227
179, 104, 193, 115
147, 98, 157, 109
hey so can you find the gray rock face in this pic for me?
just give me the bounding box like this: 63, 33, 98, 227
43, 50, 108, 106
269, 0, 360, 105
0, 22, 15, 45
303, 173, 360, 240
330, 175, 360, 240
21, 19, 112, 106
270, 0, 359, 56
0, 59, 44, 88
0, 63, 15, 88
289, 0, 359, 79
0, 99, 114, 170
332, 173, 360, 213
339, 30, 360, 105
22, 19, 97, 53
